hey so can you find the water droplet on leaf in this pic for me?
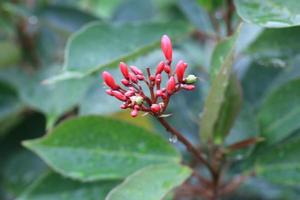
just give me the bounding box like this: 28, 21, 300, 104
169, 135, 178, 144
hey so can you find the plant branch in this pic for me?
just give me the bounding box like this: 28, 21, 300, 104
156, 117, 217, 177
225, 0, 235, 36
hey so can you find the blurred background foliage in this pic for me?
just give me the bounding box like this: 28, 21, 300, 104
0, 0, 300, 199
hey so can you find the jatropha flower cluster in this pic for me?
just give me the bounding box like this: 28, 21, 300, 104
102, 35, 197, 117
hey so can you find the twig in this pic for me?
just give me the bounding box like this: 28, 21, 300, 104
156, 117, 217, 178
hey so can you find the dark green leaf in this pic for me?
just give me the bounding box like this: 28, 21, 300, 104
177, 0, 214, 34
47, 22, 193, 83
200, 26, 241, 144
241, 62, 284, 108
0, 150, 47, 197
23, 116, 180, 181
112, 0, 155, 23
235, 0, 300, 27
18, 173, 119, 200
254, 134, 300, 186
0, 41, 21, 68
213, 75, 242, 143
0, 81, 22, 120
106, 163, 191, 200
197, 0, 223, 11
246, 26, 300, 60
258, 78, 300, 144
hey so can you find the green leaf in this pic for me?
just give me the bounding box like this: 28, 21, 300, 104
213, 75, 243, 143
235, 0, 300, 27
23, 116, 180, 181
0, 150, 47, 197
18, 173, 119, 200
241, 61, 284, 108
258, 78, 300, 144
106, 163, 191, 200
200, 26, 241, 144
177, 0, 214, 34
3, 66, 93, 119
246, 26, 300, 60
254, 134, 300, 186
197, 0, 224, 11
0, 41, 21, 68
47, 21, 192, 83
112, 0, 155, 23
0, 80, 22, 120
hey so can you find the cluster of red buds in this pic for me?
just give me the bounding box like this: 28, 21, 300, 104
102, 35, 197, 117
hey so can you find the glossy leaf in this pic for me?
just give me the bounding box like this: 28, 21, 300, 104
23, 116, 180, 181
0, 150, 47, 197
235, 0, 300, 27
254, 134, 300, 186
177, 0, 214, 34
213, 75, 242, 143
246, 26, 300, 60
241, 62, 283, 108
0, 81, 22, 120
47, 22, 192, 83
18, 173, 119, 200
258, 78, 300, 144
5, 66, 93, 120
200, 27, 241, 144
106, 163, 191, 200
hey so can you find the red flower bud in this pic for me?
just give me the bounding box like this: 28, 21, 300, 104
131, 109, 138, 117
120, 104, 127, 109
125, 90, 135, 97
121, 79, 130, 86
150, 75, 155, 81
130, 66, 143, 75
151, 104, 161, 113
136, 75, 145, 80
112, 91, 127, 101
119, 62, 129, 79
164, 65, 171, 74
155, 61, 165, 75
155, 74, 162, 85
161, 35, 172, 63
129, 72, 138, 83
167, 76, 176, 94
175, 60, 187, 82
105, 89, 113, 96
102, 71, 119, 90
156, 90, 163, 96
182, 84, 195, 91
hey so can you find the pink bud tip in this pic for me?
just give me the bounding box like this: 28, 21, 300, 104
151, 104, 161, 113
119, 62, 129, 79
167, 76, 176, 94
161, 35, 172, 63
182, 84, 195, 91
131, 109, 138, 117
176, 60, 187, 82
134, 105, 140, 110
136, 75, 145, 80
105, 89, 113, 96
156, 90, 163, 96
102, 71, 119, 90
129, 72, 138, 83
130, 66, 143, 75
121, 79, 130, 86
120, 104, 127, 109
112, 91, 127, 101
155, 61, 165, 75
155, 74, 162, 85
164, 65, 171, 74
150, 75, 155, 81
125, 90, 135, 97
